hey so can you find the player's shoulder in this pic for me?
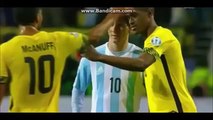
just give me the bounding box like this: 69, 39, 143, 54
128, 43, 143, 56
79, 57, 90, 67
156, 26, 171, 32
49, 31, 69, 37
150, 26, 177, 43
154, 26, 173, 37
129, 43, 142, 51
80, 57, 89, 62
160, 26, 178, 38
95, 43, 107, 54
0, 35, 20, 48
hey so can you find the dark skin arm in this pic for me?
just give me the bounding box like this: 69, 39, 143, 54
72, 13, 122, 60
87, 13, 115, 45
83, 9, 156, 71
80, 12, 126, 54
84, 45, 156, 72
0, 84, 6, 104
88, 9, 126, 44
0, 77, 8, 107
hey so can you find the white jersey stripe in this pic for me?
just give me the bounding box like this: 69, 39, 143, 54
87, 43, 144, 112
103, 64, 112, 112
90, 61, 97, 112
119, 69, 129, 112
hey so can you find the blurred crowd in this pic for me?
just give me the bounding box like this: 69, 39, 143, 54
0, 7, 212, 97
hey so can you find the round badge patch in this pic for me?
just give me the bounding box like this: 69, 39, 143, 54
151, 37, 161, 46
70, 32, 79, 38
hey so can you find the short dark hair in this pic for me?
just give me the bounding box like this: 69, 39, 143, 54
136, 7, 155, 14
14, 8, 41, 25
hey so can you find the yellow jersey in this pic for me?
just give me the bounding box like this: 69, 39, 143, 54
0, 31, 84, 112
143, 26, 197, 112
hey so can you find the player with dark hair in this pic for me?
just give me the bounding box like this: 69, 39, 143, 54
0, 8, 115, 112
72, 16, 144, 112
85, 7, 197, 112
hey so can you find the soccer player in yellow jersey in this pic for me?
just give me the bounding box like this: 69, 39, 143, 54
85, 7, 197, 112
0, 8, 114, 112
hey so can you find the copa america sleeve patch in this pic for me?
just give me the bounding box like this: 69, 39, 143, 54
69, 32, 79, 38
151, 37, 161, 46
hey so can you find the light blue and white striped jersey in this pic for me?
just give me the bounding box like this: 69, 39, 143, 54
72, 42, 144, 112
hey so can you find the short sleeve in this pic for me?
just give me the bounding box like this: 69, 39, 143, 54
68, 32, 85, 51
67, 32, 88, 58
144, 36, 171, 59
55, 31, 87, 59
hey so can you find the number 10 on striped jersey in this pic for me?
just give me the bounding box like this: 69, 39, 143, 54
110, 77, 121, 93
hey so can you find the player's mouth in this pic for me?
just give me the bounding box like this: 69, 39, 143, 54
111, 35, 119, 39
131, 26, 136, 31
111, 34, 118, 37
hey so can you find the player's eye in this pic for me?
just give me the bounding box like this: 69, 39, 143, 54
132, 12, 138, 18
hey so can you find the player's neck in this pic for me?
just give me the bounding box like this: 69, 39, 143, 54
19, 25, 39, 35
146, 20, 158, 37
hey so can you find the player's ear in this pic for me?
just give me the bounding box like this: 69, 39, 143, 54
147, 8, 154, 17
36, 9, 43, 24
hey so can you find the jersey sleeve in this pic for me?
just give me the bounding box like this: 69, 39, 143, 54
67, 32, 86, 52
71, 57, 91, 112
73, 57, 92, 91
144, 36, 172, 60
56, 32, 88, 58
0, 45, 9, 78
